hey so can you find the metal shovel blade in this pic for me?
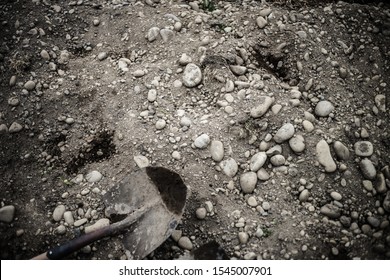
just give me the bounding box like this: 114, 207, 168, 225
103, 166, 187, 259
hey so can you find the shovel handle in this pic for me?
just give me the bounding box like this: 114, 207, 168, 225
32, 226, 112, 260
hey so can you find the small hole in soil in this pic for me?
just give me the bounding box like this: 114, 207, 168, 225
66, 130, 116, 174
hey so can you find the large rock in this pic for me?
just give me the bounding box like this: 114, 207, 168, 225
274, 123, 295, 143
316, 140, 337, 172
250, 96, 273, 118
240, 172, 258, 194
182, 63, 202, 88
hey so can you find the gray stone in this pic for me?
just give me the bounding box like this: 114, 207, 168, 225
210, 140, 224, 161
316, 140, 337, 172
160, 28, 174, 42
194, 133, 210, 149
40, 49, 50, 60
179, 53, 192, 66
74, 218, 88, 227
367, 216, 380, 228
155, 119, 166, 130
204, 201, 213, 213
270, 155, 285, 166
230, 65, 247, 76
375, 94, 386, 112
315, 100, 334, 117
195, 208, 207, 220
256, 16, 267, 28
0, 205, 15, 223
250, 152, 267, 172
134, 155, 149, 168
238, 232, 249, 244
299, 189, 310, 202
320, 204, 341, 219
9, 76, 17, 87
180, 116, 192, 127
259, 8, 272, 17
182, 63, 202, 88
375, 173, 387, 194
9, 122, 23, 133
266, 145, 282, 156
262, 201, 271, 211
53, 205, 66, 222
0, 124, 8, 134
147, 27, 160, 42
330, 191, 342, 201
289, 136, 305, 153
250, 96, 273, 118
55, 225, 66, 235
240, 172, 258, 194
302, 120, 314, 132
147, 89, 157, 102
354, 141, 374, 157
133, 69, 146, 77
97, 52, 108, 61
360, 158, 376, 179
383, 192, 390, 212
220, 158, 238, 177
63, 211, 74, 225
247, 196, 258, 207
178, 236, 193, 250
257, 168, 270, 181
24, 80, 36, 91
274, 123, 295, 143
86, 170, 103, 183
333, 141, 350, 160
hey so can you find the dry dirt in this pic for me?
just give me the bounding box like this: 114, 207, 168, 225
0, 0, 389, 260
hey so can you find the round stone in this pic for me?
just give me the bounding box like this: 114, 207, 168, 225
240, 172, 258, 194
24, 80, 36, 91
97, 52, 108, 61
247, 196, 258, 207
354, 141, 374, 157
0, 205, 16, 223
314, 100, 334, 117
250, 152, 267, 172
182, 63, 202, 88
155, 119, 166, 130
360, 158, 376, 179
178, 236, 193, 250
180, 116, 192, 127
333, 141, 350, 160
53, 205, 66, 222
270, 155, 285, 166
86, 170, 103, 183
299, 189, 310, 202
196, 208, 207, 220
194, 133, 210, 149
274, 123, 295, 143
238, 232, 249, 244
289, 136, 305, 153
210, 140, 224, 162
330, 191, 342, 201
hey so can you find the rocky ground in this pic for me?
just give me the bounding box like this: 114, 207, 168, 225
0, 0, 389, 260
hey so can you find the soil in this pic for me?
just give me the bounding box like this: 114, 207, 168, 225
0, 0, 389, 260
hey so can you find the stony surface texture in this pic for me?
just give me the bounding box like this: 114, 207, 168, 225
0, 0, 389, 261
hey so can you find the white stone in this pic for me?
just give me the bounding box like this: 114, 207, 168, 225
250, 152, 267, 172
289, 136, 305, 153
210, 140, 224, 161
316, 140, 337, 172
315, 100, 334, 117
182, 63, 202, 88
53, 205, 66, 222
64, 211, 74, 225
250, 96, 273, 118
134, 155, 149, 168
196, 208, 207, 219
220, 158, 238, 177
155, 119, 166, 130
194, 134, 210, 149
86, 170, 103, 183
256, 16, 267, 28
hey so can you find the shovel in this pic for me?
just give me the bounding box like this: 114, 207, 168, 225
32, 166, 188, 260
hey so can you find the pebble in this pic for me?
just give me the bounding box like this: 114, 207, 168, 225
134, 155, 149, 168
9, 122, 23, 133
250, 152, 267, 172
238, 232, 249, 244
320, 204, 341, 219
256, 16, 267, 29
194, 133, 210, 149
374, 94, 386, 112
86, 170, 103, 183
375, 173, 387, 194
314, 100, 334, 117
270, 155, 285, 166
302, 120, 314, 132
172, 151, 181, 160
316, 140, 337, 172
0, 124, 8, 134
178, 236, 193, 250
262, 201, 271, 211
147, 89, 157, 102
97, 52, 108, 61
289, 136, 305, 153
133, 69, 146, 77
55, 225, 66, 235
9, 75, 17, 86
362, 180, 373, 192
85, 218, 110, 234
24, 80, 36, 91
220, 158, 238, 177
330, 191, 342, 201
333, 141, 350, 160
247, 196, 258, 207
274, 123, 295, 143
74, 218, 88, 227
0, 205, 15, 223
40, 49, 50, 60
367, 216, 380, 228
180, 116, 192, 127
171, 230, 182, 242
147, 27, 160, 42
354, 141, 373, 157
155, 119, 166, 130
93, 19, 100, 26
204, 201, 213, 213
383, 192, 390, 212
63, 211, 74, 225
52, 205, 66, 221
240, 172, 258, 194
178, 53, 192, 66
160, 28, 174, 42
257, 168, 270, 181
299, 189, 310, 202
360, 158, 376, 180
196, 208, 207, 220
182, 63, 202, 88
250, 96, 273, 118
230, 65, 247, 76
210, 140, 224, 161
